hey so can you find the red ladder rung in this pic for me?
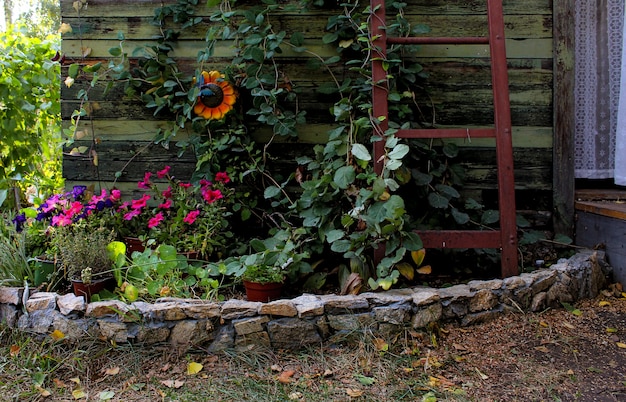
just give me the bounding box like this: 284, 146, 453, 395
396, 128, 496, 139
386, 36, 489, 45
415, 230, 501, 249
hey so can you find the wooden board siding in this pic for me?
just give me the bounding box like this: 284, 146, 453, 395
61, 0, 556, 230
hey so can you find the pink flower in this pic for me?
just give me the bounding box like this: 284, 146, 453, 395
157, 165, 171, 179
159, 199, 173, 209
215, 172, 230, 184
148, 212, 164, 229
111, 189, 122, 201
123, 209, 142, 221
162, 186, 172, 199
138, 172, 152, 189
131, 194, 151, 209
66, 201, 84, 218
202, 188, 223, 204
179, 182, 192, 189
200, 179, 212, 187
51, 214, 72, 227
183, 210, 200, 224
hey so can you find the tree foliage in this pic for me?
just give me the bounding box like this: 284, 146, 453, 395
0, 26, 62, 209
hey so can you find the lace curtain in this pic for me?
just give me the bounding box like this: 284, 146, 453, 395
574, 0, 626, 185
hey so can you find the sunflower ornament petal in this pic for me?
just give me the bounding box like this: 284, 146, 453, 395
194, 70, 236, 120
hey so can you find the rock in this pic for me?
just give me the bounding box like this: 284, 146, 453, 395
170, 320, 214, 346
52, 316, 95, 340
18, 309, 61, 333
327, 313, 376, 331
530, 292, 547, 312
220, 300, 261, 320
372, 303, 412, 325
411, 288, 440, 306
503, 276, 526, 290
235, 331, 271, 350
98, 319, 130, 343
321, 294, 369, 314
443, 301, 468, 318
0, 287, 23, 305
0, 304, 19, 327
233, 316, 270, 335
267, 318, 322, 349
292, 294, 324, 317
412, 303, 443, 328
461, 308, 502, 326
361, 289, 414, 306
148, 302, 188, 321
259, 300, 298, 317
180, 302, 221, 320
438, 284, 474, 301
136, 324, 171, 344
57, 293, 86, 315
525, 269, 558, 294
25, 292, 57, 313
208, 325, 235, 352
546, 280, 573, 307
469, 289, 498, 312
467, 279, 503, 291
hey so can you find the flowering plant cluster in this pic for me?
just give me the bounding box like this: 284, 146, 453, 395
117, 166, 234, 259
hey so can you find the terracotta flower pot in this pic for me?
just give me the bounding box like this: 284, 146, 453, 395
124, 237, 146, 257
243, 280, 284, 302
71, 276, 116, 303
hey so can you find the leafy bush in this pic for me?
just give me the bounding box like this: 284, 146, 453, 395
0, 26, 62, 210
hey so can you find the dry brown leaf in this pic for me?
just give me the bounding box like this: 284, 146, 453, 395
535, 346, 550, 353
35, 385, 51, 397
160, 380, 185, 389
160, 363, 171, 372
372, 338, 388, 352
416, 265, 432, 275
539, 321, 549, 327
277, 370, 295, 384
104, 367, 120, 376
562, 321, 575, 329
323, 369, 333, 377
346, 388, 364, 397
452, 343, 468, 351
10, 344, 20, 357
53, 378, 66, 388
475, 368, 489, 380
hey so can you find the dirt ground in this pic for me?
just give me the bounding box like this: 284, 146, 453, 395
431, 285, 626, 401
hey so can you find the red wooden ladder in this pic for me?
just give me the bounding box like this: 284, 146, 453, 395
370, 0, 518, 277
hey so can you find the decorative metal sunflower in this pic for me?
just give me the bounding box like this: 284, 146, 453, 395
193, 70, 236, 120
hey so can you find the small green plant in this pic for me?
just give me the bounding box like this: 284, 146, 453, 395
0, 230, 34, 286
241, 264, 285, 285
52, 224, 116, 281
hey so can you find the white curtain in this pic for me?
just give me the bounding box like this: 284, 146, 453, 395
574, 0, 626, 184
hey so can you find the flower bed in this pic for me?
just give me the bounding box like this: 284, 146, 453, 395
0, 251, 611, 350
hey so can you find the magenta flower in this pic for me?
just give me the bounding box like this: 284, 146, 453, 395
148, 212, 165, 229
52, 214, 72, 227
215, 171, 230, 184
157, 165, 171, 179
184, 210, 200, 224
138, 172, 153, 189
131, 194, 151, 209
159, 199, 173, 209
111, 189, 122, 200
66, 201, 84, 218
162, 186, 172, 199
124, 209, 142, 221
202, 188, 223, 204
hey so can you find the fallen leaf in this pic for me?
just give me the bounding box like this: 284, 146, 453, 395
50, 329, 65, 341
372, 338, 388, 352
323, 369, 333, 377
288, 391, 303, 400
160, 380, 185, 389
599, 301, 611, 307
35, 385, 51, 397
186, 362, 203, 375
475, 368, 489, 380
452, 343, 468, 351
562, 321, 575, 329
616, 342, 626, 349
270, 364, 282, 372
278, 370, 295, 384
98, 390, 115, 400
53, 378, 66, 388
69, 378, 81, 385
72, 389, 86, 399
607, 327, 618, 333
346, 388, 364, 397
421, 391, 437, 402
10, 345, 20, 357
566, 369, 575, 375
416, 265, 432, 275
355, 373, 375, 385
104, 367, 120, 376
572, 309, 583, 316
160, 363, 171, 372
535, 346, 550, 353
539, 321, 549, 327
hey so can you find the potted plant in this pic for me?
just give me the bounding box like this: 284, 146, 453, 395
241, 262, 286, 302
52, 224, 117, 302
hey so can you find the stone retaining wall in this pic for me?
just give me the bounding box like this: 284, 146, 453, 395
0, 251, 611, 350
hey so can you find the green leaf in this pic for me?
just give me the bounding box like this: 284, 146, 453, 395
554, 234, 573, 244
442, 142, 459, 158
290, 31, 304, 47
428, 192, 449, 209
330, 239, 352, 253
68, 63, 80, 78
333, 166, 355, 189
302, 272, 327, 291
403, 232, 423, 250
98, 391, 115, 400
451, 207, 470, 225
481, 210, 500, 224
326, 229, 345, 243
387, 144, 409, 160
263, 185, 281, 199
351, 143, 371, 161
355, 374, 376, 386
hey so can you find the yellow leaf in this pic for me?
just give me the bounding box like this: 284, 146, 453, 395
69, 378, 81, 385
411, 249, 426, 266
338, 39, 354, 48
58, 22, 73, 34
599, 301, 611, 307
346, 388, 364, 397
81, 47, 92, 58
64, 76, 75, 88
50, 329, 65, 341
606, 327, 618, 333
417, 265, 432, 275
379, 190, 390, 201
72, 389, 86, 399
105, 366, 120, 375
186, 362, 203, 375
372, 338, 388, 352
35, 385, 51, 397
617, 342, 626, 349
397, 262, 415, 281
539, 321, 549, 327
572, 309, 583, 316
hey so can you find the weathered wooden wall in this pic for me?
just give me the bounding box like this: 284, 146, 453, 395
60, 0, 555, 229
